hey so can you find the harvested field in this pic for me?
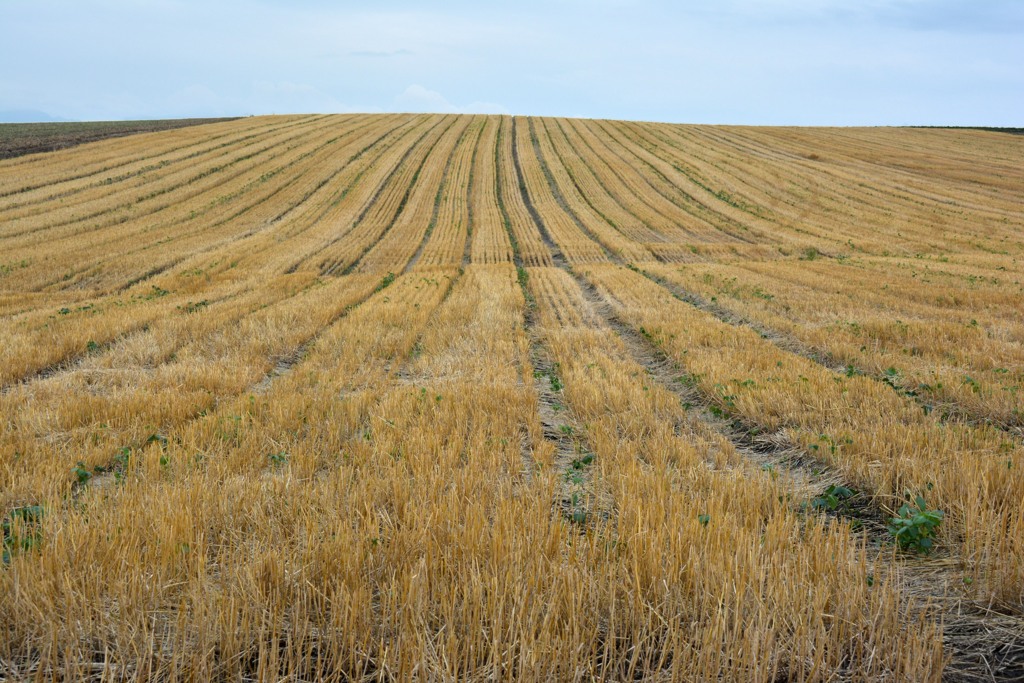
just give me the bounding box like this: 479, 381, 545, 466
0, 118, 240, 160
1, 114, 1023, 681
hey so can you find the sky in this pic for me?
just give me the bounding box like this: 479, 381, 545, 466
1, 0, 1021, 126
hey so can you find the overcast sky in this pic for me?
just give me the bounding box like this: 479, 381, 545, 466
1, 0, 1021, 125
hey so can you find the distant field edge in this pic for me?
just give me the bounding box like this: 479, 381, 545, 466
906, 125, 1024, 136
0, 117, 243, 160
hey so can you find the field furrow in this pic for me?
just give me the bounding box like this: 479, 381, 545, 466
0, 119, 349, 292
580, 263, 1024, 610
523, 266, 943, 679
0, 116, 283, 198
407, 117, 484, 269
355, 116, 474, 273
0, 270, 389, 504
468, 117, 514, 264
155, 115, 423, 280
0, 116, 318, 221
3, 114, 1023, 681
520, 117, 649, 263
643, 260, 1024, 437
0, 116, 335, 246
493, 117, 552, 267
567, 263, 1024, 677
563, 118, 743, 258
314, 116, 456, 275
0, 121, 432, 385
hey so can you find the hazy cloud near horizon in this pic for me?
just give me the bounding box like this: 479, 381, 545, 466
1, 0, 1020, 125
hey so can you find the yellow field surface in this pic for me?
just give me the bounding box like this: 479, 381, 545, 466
2, 115, 1023, 681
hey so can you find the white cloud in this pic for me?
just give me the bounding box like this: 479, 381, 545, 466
1, 0, 1020, 124
162, 81, 382, 118
167, 85, 225, 115
395, 84, 458, 113
349, 49, 414, 58
252, 80, 350, 113
394, 85, 508, 115
462, 101, 510, 115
